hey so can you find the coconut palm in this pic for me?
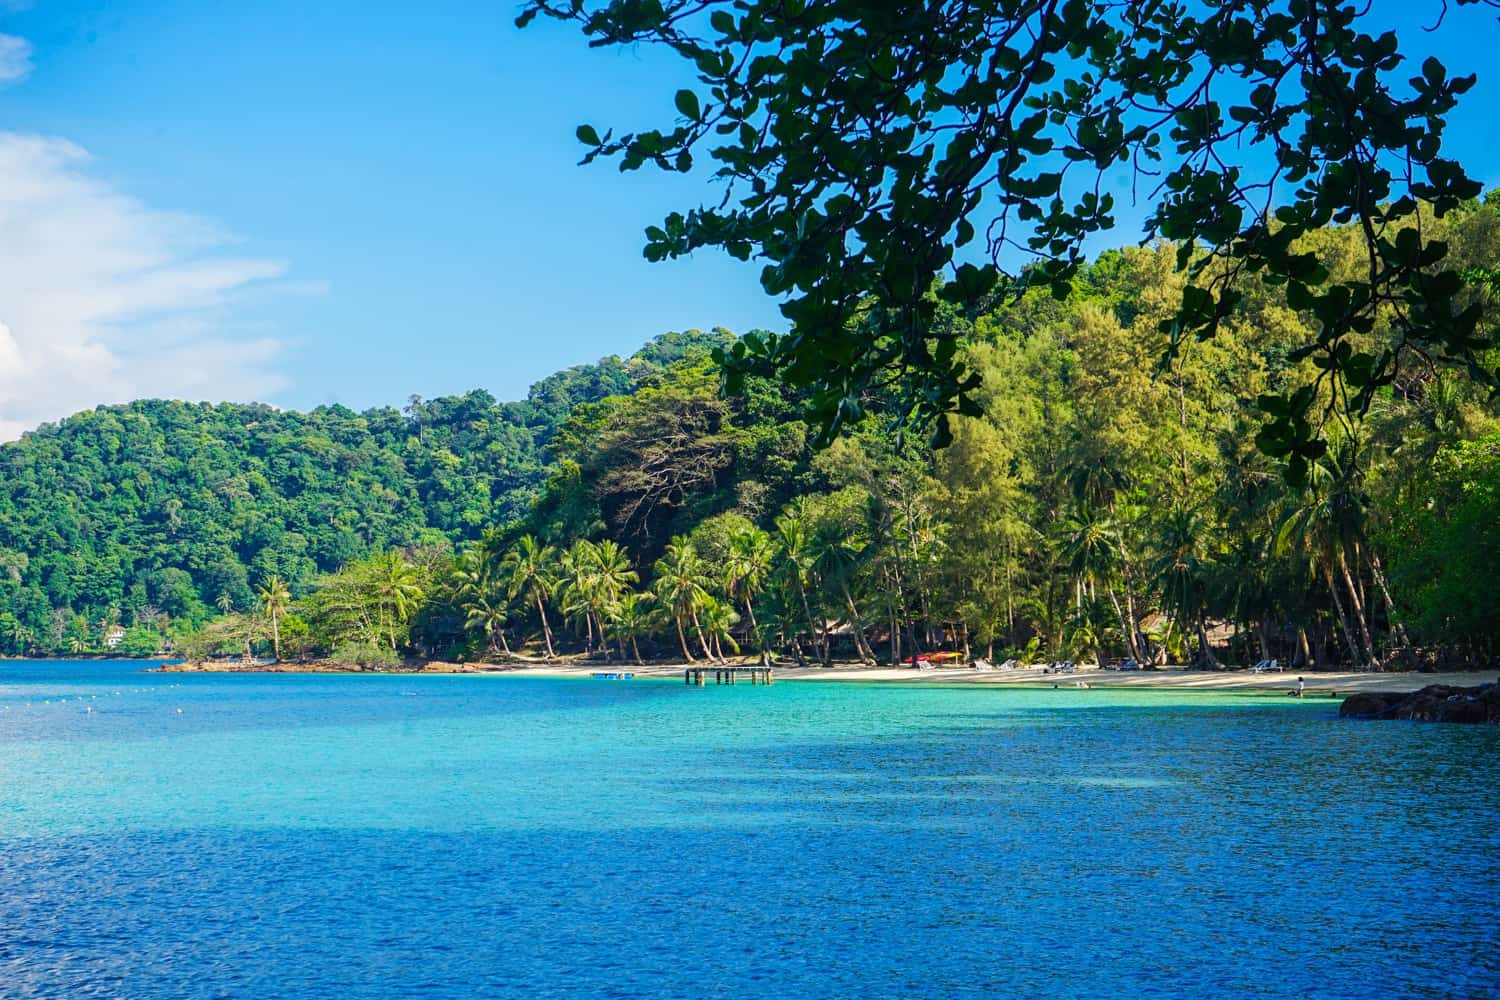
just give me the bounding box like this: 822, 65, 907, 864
1149, 506, 1219, 667
589, 539, 639, 658
1275, 438, 1408, 668
1058, 505, 1136, 659
256, 575, 291, 661
454, 547, 513, 656
368, 551, 425, 651
700, 596, 741, 660
773, 507, 826, 662
651, 537, 714, 662
1065, 596, 1117, 667
501, 534, 558, 659
10, 622, 34, 656
557, 541, 600, 653
810, 528, 876, 665
724, 526, 774, 663
1274, 444, 1372, 666
612, 591, 657, 665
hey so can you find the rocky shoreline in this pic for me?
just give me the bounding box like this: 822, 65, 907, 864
1340, 681, 1500, 724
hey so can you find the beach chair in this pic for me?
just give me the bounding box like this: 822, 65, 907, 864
1250, 659, 1281, 674
998, 659, 1017, 671
972, 658, 994, 671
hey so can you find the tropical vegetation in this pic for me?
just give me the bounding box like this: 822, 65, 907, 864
1, 211, 1498, 669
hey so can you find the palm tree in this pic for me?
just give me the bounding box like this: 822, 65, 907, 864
1058, 505, 1136, 660
811, 528, 876, 665
369, 551, 424, 651
1149, 506, 1219, 668
11, 623, 34, 657
612, 591, 657, 665
591, 539, 640, 659
463, 597, 512, 656
700, 596, 741, 660
652, 537, 714, 662
215, 592, 233, 615
454, 547, 513, 656
1065, 596, 1117, 667
1275, 438, 1408, 668
256, 576, 291, 661
773, 508, 826, 663
725, 527, 774, 663
557, 540, 599, 653
501, 534, 557, 659
1274, 441, 1376, 667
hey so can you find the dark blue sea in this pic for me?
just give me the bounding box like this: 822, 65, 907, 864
1, 660, 1496, 998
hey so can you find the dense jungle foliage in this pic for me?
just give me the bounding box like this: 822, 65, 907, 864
2, 208, 1497, 669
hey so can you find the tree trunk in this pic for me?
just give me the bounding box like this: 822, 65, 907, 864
744, 598, 769, 666
1105, 584, 1136, 661
674, 613, 696, 663
1195, 614, 1219, 668
882, 602, 894, 665
1338, 551, 1376, 667
630, 636, 643, 666
271, 614, 281, 662
1120, 558, 1146, 663
536, 595, 556, 660
1323, 567, 1361, 667
795, 578, 825, 663
1367, 551, 1415, 668
689, 608, 714, 662
840, 584, 875, 664
1295, 626, 1314, 669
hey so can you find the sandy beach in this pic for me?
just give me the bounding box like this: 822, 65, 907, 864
157, 655, 1497, 694
489, 661, 1493, 694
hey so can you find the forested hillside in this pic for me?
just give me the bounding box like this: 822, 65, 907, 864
0, 329, 734, 652
2, 206, 1498, 668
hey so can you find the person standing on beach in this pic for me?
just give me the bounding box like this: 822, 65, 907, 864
1296, 677, 1305, 698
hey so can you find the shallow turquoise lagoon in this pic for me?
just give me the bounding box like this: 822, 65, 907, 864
1, 660, 1496, 998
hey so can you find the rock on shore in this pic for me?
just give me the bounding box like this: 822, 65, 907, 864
1340, 681, 1500, 724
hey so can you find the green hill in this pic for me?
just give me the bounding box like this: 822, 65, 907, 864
0, 329, 734, 640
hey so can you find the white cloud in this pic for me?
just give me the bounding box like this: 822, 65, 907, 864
0, 132, 298, 441
0, 34, 31, 84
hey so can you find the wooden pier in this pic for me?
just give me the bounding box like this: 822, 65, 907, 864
684, 666, 774, 686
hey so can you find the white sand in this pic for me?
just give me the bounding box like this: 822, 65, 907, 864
500, 661, 1493, 694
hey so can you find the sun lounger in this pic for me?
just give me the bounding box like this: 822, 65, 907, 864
1250, 659, 1281, 673
972, 658, 994, 671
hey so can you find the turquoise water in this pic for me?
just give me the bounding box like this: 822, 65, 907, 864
1, 660, 1496, 998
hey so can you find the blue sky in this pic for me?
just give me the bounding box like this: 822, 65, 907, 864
0, 1, 1495, 437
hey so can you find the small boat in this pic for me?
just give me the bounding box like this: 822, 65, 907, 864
590, 672, 634, 680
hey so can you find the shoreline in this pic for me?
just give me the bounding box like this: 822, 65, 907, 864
153, 658, 1497, 694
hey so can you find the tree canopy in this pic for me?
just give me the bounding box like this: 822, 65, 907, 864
520, 0, 1499, 478
1, 219, 1496, 669
0, 329, 734, 649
